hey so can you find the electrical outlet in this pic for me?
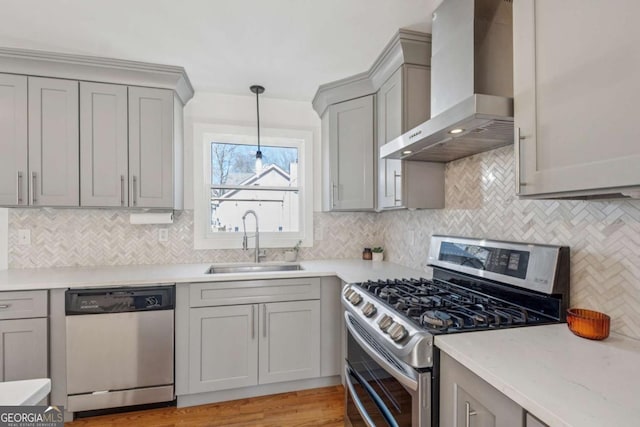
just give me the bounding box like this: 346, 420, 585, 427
158, 228, 169, 242
18, 229, 31, 245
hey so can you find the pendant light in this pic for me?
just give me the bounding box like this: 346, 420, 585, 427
250, 85, 265, 174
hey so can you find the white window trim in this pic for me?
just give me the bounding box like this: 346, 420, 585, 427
193, 123, 313, 250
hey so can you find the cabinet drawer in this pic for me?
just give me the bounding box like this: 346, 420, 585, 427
189, 278, 321, 307
0, 291, 48, 320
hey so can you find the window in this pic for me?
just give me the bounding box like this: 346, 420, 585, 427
194, 124, 313, 249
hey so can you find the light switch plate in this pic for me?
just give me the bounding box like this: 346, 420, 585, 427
17, 229, 31, 245
158, 228, 169, 242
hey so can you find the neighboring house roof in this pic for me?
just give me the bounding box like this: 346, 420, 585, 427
217, 164, 291, 201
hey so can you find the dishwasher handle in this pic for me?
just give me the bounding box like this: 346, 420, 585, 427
66, 285, 175, 315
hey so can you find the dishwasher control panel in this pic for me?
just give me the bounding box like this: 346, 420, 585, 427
65, 286, 175, 314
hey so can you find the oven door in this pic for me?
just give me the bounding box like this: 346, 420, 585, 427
345, 312, 431, 427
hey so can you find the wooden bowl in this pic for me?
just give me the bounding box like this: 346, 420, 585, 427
567, 308, 610, 340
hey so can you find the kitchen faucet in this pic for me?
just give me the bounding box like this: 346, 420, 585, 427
241, 210, 265, 263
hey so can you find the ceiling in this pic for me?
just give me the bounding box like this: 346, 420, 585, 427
0, 0, 441, 101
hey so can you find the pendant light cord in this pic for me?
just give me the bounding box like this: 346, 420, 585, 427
255, 90, 261, 154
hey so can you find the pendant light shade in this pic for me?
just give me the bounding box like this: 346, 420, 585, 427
250, 85, 265, 174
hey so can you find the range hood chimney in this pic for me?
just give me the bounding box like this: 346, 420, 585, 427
380, 0, 514, 162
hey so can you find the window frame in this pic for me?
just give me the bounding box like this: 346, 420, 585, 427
193, 123, 313, 250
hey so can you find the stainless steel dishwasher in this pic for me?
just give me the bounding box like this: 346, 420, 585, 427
65, 286, 175, 413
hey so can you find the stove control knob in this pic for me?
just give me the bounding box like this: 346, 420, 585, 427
361, 302, 377, 318
343, 288, 355, 300
378, 315, 393, 331
349, 292, 363, 306
388, 322, 408, 342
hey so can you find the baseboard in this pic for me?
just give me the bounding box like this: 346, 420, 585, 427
176, 376, 341, 408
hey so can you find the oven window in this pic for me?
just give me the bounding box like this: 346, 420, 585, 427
347, 332, 414, 426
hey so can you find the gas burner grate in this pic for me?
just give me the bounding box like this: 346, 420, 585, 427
357, 277, 549, 333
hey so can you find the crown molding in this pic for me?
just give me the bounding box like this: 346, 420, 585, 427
0, 47, 194, 104
312, 29, 431, 116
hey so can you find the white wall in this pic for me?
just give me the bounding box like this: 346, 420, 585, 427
0, 208, 7, 270
183, 91, 322, 211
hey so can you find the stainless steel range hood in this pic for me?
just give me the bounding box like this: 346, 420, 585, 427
381, 0, 514, 162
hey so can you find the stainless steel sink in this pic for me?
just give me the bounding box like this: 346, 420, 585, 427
206, 263, 303, 274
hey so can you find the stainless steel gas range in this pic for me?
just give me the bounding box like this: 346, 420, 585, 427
342, 235, 569, 427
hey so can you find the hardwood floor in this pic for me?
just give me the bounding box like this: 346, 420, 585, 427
65, 386, 345, 427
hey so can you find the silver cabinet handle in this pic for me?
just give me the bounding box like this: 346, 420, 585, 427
330, 181, 337, 208
120, 175, 125, 206
132, 175, 137, 206
263, 304, 267, 338
251, 305, 256, 339
31, 172, 37, 204
0, 304, 11, 309
465, 401, 477, 427
16, 172, 23, 205
393, 171, 402, 205
515, 127, 525, 195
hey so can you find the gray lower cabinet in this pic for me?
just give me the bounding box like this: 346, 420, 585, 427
514, 0, 640, 198
258, 300, 320, 384
377, 65, 444, 210
80, 82, 129, 207
28, 77, 80, 207
525, 413, 549, 427
0, 73, 28, 206
323, 95, 375, 211
128, 86, 175, 209
188, 305, 258, 393
440, 352, 523, 427
0, 290, 48, 382
189, 301, 321, 393
185, 278, 325, 395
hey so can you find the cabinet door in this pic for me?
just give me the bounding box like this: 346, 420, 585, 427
328, 95, 374, 210
258, 300, 320, 384
80, 82, 128, 207
189, 305, 258, 393
440, 352, 523, 427
526, 413, 549, 427
128, 86, 174, 208
0, 74, 28, 206
376, 66, 443, 210
514, 0, 640, 197
0, 318, 47, 382
377, 68, 403, 209
28, 77, 79, 206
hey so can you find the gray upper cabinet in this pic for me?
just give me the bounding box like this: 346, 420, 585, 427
0, 73, 28, 206
325, 95, 375, 211
314, 30, 440, 211
0, 49, 192, 209
377, 65, 444, 210
514, 0, 640, 198
80, 82, 129, 207
28, 77, 79, 207
128, 87, 175, 209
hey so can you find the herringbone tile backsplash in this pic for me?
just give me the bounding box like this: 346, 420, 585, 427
8, 210, 382, 268
8, 145, 640, 338
380, 146, 640, 339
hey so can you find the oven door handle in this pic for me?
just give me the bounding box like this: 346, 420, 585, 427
345, 366, 376, 427
345, 365, 400, 427
345, 312, 418, 391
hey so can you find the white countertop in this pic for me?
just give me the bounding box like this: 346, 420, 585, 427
435, 324, 640, 427
0, 259, 428, 291
0, 378, 51, 405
